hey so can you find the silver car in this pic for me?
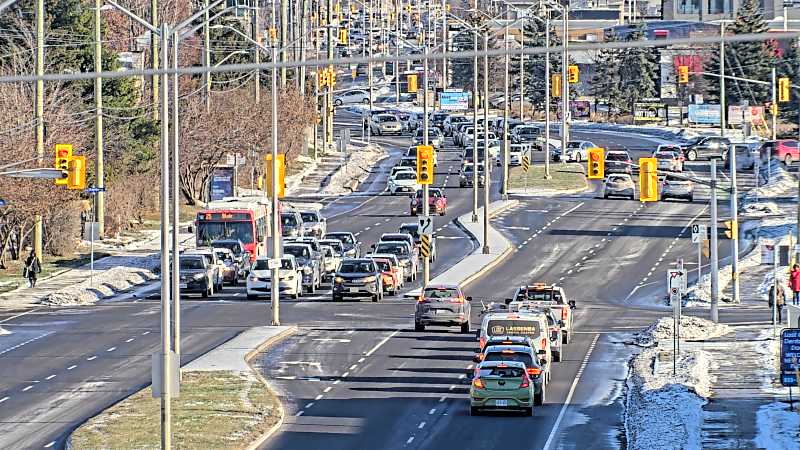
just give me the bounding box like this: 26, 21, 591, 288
370, 113, 403, 135
333, 89, 371, 106
660, 175, 694, 202
299, 210, 327, 238
603, 173, 635, 200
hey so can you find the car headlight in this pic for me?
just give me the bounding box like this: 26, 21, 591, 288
335, 276, 344, 284
363, 276, 377, 283
193, 273, 205, 280
303, 266, 312, 274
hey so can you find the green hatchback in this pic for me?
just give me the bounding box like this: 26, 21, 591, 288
469, 360, 535, 416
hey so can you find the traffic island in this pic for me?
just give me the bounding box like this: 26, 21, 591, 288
68, 326, 296, 450
507, 162, 588, 195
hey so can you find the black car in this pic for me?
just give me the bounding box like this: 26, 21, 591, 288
681, 136, 730, 161
430, 112, 449, 130
323, 232, 361, 258
605, 150, 633, 174
332, 258, 384, 302
178, 255, 214, 297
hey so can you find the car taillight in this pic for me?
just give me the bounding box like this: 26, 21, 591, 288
450, 296, 464, 303
417, 296, 425, 303
527, 367, 542, 376
479, 337, 486, 349
472, 378, 485, 389
561, 308, 568, 321
541, 338, 548, 350
519, 376, 530, 389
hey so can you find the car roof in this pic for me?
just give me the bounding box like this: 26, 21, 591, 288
425, 283, 460, 289
483, 344, 535, 353
326, 232, 354, 236
607, 150, 630, 155
341, 258, 374, 264
477, 360, 527, 369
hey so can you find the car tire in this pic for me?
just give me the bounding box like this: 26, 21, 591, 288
687, 150, 697, 161
523, 407, 533, 417
247, 294, 257, 300
553, 350, 561, 363
534, 387, 546, 406
470, 406, 480, 416
575, 153, 581, 163
460, 322, 470, 333
334, 99, 342, 106
415, 321, 425, 332
785, 154, 793, 165
562, 331, 569, 344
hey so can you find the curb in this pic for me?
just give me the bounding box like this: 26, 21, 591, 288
244, 325, 298, 450
453, 200, 518, 289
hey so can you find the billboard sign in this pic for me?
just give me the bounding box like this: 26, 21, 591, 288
688, 104, 721, 124
209, 166, 235, 201
438, 91, 470, 110
780, 328, 800, 387
634, 102, 667, 122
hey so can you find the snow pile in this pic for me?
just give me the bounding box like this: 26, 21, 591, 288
40, 255, 160, 306
629, 315, 732, 347
0, 326, 9, 336
320, 144, 388, 196
625, 347, 715, 450
754, 402, 800, 450
685, 247, 763, 305
744, 161, 796, 204
285, 155, 320, 196
743, 201, 780, 217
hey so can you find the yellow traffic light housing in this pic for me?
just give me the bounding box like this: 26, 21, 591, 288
724, 220, 738, 239
779, 77, 790, 102
407, 74, 418, 93
54, 143, 72, 186
67, 155, 87, 190
264, 153, 286, 198
416, 145, 434, 185
587, 147, 604, 179
551, 74, 561, 97
678, 65, 689, 84
328, 66, 336, 87
638, 157, 658, 202
568, 65, 579, 83
339, 28, 348, 45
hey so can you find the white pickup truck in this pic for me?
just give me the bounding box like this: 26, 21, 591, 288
508, 284, 575, 344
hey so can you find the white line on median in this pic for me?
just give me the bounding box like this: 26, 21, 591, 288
45, 375, 56, 380
67, 365, 77, 370
44, 441, 56, 448
0, 396, 9, 403
418, 421, 426, 429
107, 347, 116, 352
428, 408, 436, 415
349, 364, 358, 370
87, 356, 97, 361
22, 386, 33, 392
323, 387, 332, 393
406, 436, 414, 444
542, 334, 600, 450
314, 394, 323, 401
125, 338, 135, 343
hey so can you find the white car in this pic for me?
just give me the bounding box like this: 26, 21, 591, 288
333, 89, 372, 106
388, 169, 420, 195
563, 140, 596, 163
246, 255, 302, 300
320, 245, 340, 277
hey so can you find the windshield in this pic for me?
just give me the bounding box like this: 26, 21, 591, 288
424, 287, 458, 298
396, 172, 416, 180
284, 246, 310, 260
655, 152, 676, 159
340, 261, 375, 272
197, 221, 253, 245
378, 115, 396, 122
486, 319, 542, 338
281, 214, 299, 227
483, 352, 534, 368
212, 241, 242, 254
567, 142, 582, 148
373, 260, 392, 271
376, 243, 408, 256
214, 251, 232, 261
300, 212, 319, 222
608, 175, 630, 183
606, 153, 629, 161
181, 258, 205, 270
326, 233, 354, 244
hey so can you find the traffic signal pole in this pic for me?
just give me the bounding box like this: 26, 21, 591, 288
501, 23, 509, 200
560, 4, 569, 158
482, 32, 490, 254
94, 0, 105, 238
271, 40, 281, 326
423, 47, 430, 286
710, 157, 720, 323
544, 11, 551, 179
34, 0, 44, 262
471, 28, 478, 223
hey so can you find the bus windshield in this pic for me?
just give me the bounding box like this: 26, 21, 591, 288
197, 221, 253, 246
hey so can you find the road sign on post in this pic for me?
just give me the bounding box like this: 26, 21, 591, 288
420, 234, 431, 258
780, 328, 800, 386
667, 268, 688, 293
691, 224, 707, 243
522, 152, 530, 172
418, 215, 433, 235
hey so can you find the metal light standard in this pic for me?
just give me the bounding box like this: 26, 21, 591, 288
482, 32, 490, 254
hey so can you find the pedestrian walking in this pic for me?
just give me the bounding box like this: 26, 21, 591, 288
769, 284, 786, 323
789, 264, 800, 306
23, 248, 41, 288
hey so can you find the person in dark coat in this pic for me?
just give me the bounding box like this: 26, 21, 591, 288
769, 284, 786, 323
24, 249, 41, 288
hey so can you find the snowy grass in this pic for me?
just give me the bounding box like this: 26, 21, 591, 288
320, 144, 388, 196
70, 370, 281, 450
628, 315, 732, 347
754, 402, 800, 450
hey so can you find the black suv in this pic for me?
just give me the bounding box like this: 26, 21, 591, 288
681, 136, 730, 161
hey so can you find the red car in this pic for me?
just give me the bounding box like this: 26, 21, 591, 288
770, 140, 800, 165
410, 188, 447, 216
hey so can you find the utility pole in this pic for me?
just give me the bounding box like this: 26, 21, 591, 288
252, 0, 261, 103
326, 0, 334, 146
280, 0, 288, 86
271, 41, 281, 325
441, 0, 447, 87
471, 27, 478, 223
720, 21, 726, 137
772, 68, 778, 141
710, 157, 720, 323
482, 32, 490, 254
204, 0, 211, 112
366, 0, 373, 144
518, 26, 524, 120
395, 0, 400, 101
502, 23, 509, 200
34, 0, 44, 262
730, 134, 739, 303
94, 0, 105, 238
299, 0, 308, 95
544, 10, 551, 179
560, 4, 569, 159
423, 47, 430, 285
151, 0, 159, 120
171, 29, 182, 363
158, 22, 173, 450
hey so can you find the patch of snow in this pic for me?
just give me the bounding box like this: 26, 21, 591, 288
0, 326, 9, 336
754, 402, 800, 450
320, 144, 388, 196
743, 201, 781, 217
628, 315, 732, 347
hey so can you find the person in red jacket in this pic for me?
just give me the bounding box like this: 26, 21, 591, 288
789, 264, 800, 306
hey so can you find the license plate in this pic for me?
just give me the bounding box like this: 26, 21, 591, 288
179, 283, 187, 289
349, 287, 359, 293
495, 399, 508, 407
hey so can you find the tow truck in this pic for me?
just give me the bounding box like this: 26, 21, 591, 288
508, 283, 575, 344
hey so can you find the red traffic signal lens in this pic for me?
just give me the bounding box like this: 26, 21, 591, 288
590, 152, 600, 162
58, 150, 69, 158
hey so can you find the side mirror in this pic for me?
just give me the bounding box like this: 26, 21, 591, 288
370, 244, 376, 249
504, 298, 513, 305
568, 300, 576, 309
187, 225, 194, 234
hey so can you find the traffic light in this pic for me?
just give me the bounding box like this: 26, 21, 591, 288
416, 145, 434, 185
54, 143, 72, 186
269, 27, 277, 42
67, 155, 86, 190
769, 102, 778, 116
568, 65, 579, 83
318, 70, 327, 87
724, 220, 738, 239
678, 65, 689, 84
587, 147, 604, 179
328, 66, 336, 87
551, 74, 561, 97
264, 154, 286, 198
339, 28, 348, 45
639, 158, 658, 202
779, 77, 790, 102
407, 74, 418, 93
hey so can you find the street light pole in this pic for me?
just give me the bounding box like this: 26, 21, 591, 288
280, 0, 288, 86
502, 23, 509, 200
423, 46, 430, 285
367, 0, 373, 144
170, 29, 182, 362
252, 0, 261, 103
560, 4, 569, 158
482, 32, 490, 254
544, 10, 551, 179
94, 0, 105, 238
271, 41, 281, 325
204, 0, 211, 111
518, 25, 524, 121
710, 157, 720, 323
151, 0, 159, 120
441, 0, 447, 86
33, 0, 44, 263
720, 21, 726, 138
472, 27, 479, 223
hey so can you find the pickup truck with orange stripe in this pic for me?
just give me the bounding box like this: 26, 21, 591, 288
508, 284, 575, 345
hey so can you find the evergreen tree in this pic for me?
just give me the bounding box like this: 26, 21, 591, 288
508, 18, 563, 111
618, 23, 659, 114
776, 40, 800, 124
588, 30, 622, 118
705, 0, 776, 105
449, 23, 499, 102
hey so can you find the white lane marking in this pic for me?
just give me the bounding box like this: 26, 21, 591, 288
364, 330, 400, 357
45, 374, 56, 380
313, 338, 352, 343
87, 356, 97, 361
44, 441, 56, 448
439, 396, 446, 403
406, 437, 414, 445
358, 357, 365, 363
67, 365, 77, 370
418, 421, 426, 429
542, 334, 600, 450
349, 364, 358, 370
305, 402, 315, 409
0, 308, 42, 324
22, 385, 33, 392
323, 387, 332, 393
107, 347, 117, 352
333, 380, 341, 385
428, 408, 436, 415
296, 410, 305, 417
449, 385, 456, 390
125, 338, 135, 343
364, 226, 371, 231
314, 394, 323, 401
0, 396, 9, 403
458, 374, 466, 379
142, 331, 150, 335
374, 222, 382, 226
0, 331, 54, 357
341, 372, 350, 378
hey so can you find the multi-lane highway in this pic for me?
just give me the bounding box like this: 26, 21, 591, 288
0, 108, 762, 450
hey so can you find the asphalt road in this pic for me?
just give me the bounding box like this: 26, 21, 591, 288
0, 110, 772, 449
